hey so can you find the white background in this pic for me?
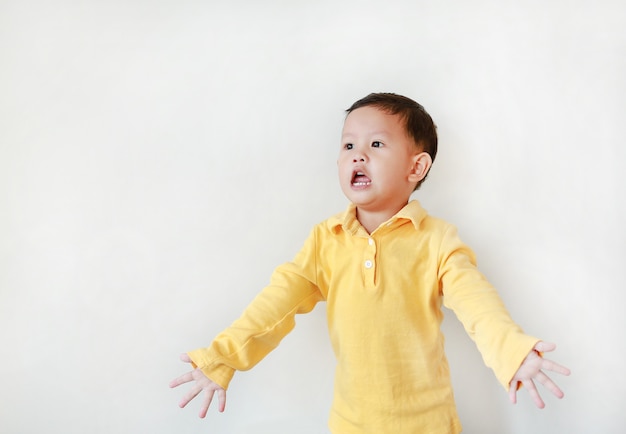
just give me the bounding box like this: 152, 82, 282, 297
1, 0, 624, 433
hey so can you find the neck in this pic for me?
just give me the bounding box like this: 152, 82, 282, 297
356, 203, 408, 234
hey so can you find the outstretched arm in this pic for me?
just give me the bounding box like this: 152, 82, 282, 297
508, 341, 571, 409
170, 353, 227, 417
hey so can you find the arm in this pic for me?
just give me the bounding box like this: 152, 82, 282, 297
438, 225, 569, 406
439, 225, 538, 388
187, 254, 323, 389
171, 228, 323, 414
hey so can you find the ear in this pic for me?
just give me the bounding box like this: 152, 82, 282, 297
407, 152, 433, 184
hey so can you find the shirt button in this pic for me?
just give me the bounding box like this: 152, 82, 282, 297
368, 238, 374, 245
364, 260, 373, 269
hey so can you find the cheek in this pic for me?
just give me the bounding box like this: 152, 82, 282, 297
337, 158, 349, 174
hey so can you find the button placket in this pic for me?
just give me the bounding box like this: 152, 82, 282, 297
363, 237, 377, 286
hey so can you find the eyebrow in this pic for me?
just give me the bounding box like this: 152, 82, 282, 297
341, 130, 390, 139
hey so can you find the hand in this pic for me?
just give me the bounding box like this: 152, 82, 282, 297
509, 341, 571, 409
169, 353, 227, 417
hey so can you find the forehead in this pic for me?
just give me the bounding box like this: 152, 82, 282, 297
342, 106, 407, 138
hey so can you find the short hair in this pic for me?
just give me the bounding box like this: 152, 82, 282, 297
346, 93, 438, 190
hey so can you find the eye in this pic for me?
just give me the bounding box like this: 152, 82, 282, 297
371, 141, 384, 148
344, 143, 353, 150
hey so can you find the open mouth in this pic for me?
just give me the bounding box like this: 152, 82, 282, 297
351, 171, 372, 187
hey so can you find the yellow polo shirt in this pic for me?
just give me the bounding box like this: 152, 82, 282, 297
188, 200, 538, 433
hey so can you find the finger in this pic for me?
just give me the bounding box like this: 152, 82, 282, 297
522, 378, 545, 409
509, 381, 519, 404
169, 371, 194, 388
198, 389, 215, 418
541, 358, 571, 376
534, 341, 556, 353
535, 371, 565, 399
179, 353, 192, 363
217, 388, 227, 412
180, 385, 202, 409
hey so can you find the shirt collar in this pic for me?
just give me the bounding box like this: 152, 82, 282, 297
327, 200, 428, 235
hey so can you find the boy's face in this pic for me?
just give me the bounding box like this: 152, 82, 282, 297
338, 106, 428, 216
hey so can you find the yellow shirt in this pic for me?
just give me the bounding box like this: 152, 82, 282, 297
188, 200, 538, 433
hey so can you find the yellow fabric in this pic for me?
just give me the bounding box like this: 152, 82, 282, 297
188, 200, 539, 433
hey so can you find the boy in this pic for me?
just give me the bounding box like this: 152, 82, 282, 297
170, 93, 570, 433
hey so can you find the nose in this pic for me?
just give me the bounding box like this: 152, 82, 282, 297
352, 149, 367, 163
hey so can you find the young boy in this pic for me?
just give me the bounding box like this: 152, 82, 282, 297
170, 93, 570, 433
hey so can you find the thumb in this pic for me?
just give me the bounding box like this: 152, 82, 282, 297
534, 341, 556, 353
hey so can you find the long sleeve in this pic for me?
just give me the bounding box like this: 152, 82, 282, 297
187, 230, 325, 389
438, 225, 539, 389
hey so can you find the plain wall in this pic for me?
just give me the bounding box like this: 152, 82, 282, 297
1, 0, 624, 433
